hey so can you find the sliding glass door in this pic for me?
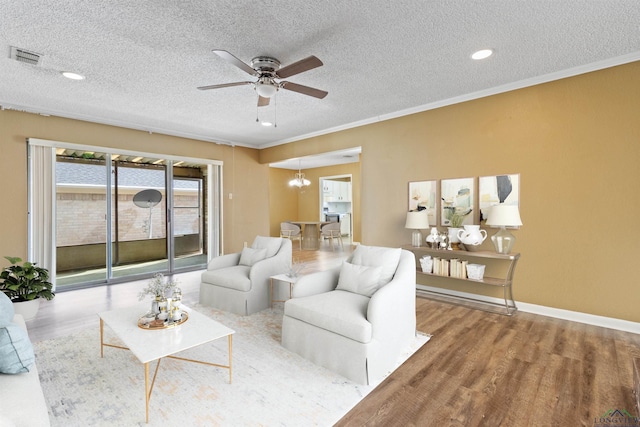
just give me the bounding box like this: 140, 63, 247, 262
29, 139, 222, 291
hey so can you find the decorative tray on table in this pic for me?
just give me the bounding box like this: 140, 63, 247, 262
137, 311, 188, 330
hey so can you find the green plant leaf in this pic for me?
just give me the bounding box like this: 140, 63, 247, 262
0, 256, 55, 302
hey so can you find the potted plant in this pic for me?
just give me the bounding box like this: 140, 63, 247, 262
0, 256, 55, 320
138, 273, 178, 301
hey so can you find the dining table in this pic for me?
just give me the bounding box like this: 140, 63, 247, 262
290, 221, 330, 250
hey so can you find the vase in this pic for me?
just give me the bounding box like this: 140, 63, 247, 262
447, 227, 462, 250
457, 225, 487, 246
171, 288, 182, 311
157, 297, 169, 320
151, 296, 161, 316
13, 299, 41, 321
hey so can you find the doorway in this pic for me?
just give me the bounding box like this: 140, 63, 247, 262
319, 174, 353, 245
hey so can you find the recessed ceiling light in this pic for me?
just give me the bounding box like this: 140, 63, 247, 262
471, 49, 493, 60
61, 71, 85, 80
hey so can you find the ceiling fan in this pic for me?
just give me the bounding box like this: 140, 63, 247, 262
197, 49, 328, 107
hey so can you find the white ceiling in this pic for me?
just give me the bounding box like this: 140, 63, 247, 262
1, 1, 639, 150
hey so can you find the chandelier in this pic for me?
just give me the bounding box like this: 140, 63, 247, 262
289, 161, 310, 187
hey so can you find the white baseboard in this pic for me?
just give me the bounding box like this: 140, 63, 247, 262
416, 285, 640, 334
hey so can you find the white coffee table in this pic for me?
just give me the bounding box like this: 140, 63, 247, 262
98, 303, 235, 423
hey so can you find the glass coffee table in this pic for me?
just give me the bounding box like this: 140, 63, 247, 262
98, 303, 235, 423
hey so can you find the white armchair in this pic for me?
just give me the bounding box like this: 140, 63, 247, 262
281, 245, 416, 385
200, 236, 292, 315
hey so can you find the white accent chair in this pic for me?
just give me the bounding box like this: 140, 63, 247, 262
280, 222, 302, 250
200, 236, 292, 315
281, 245, 416, 385
320, 221, 343, 251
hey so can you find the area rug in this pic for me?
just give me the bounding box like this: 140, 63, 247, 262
34, 305, 430, 427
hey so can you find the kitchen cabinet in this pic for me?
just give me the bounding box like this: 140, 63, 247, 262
324, 180, 351, 202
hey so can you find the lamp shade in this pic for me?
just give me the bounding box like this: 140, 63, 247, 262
485, 204, 522, 227
405, 211, 429, 229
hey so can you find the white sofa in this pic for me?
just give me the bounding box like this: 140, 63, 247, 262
0, 314, 50, 427
281, 246, 416, 385
200, 236, 292, 315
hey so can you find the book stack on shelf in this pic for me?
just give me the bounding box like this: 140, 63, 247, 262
419, 255, 484, 280
449, 259, 468, 279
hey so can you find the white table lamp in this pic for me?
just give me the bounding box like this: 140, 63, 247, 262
485, 204, 523, 254
405, 211, 429, 247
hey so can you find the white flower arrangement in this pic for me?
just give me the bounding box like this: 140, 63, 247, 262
138, 273, 178, 301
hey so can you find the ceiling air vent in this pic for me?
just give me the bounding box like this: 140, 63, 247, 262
10, 46, 43, 66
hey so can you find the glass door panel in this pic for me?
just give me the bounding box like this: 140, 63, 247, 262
55, 156, 108, 288
111, 161, 168, 278
172, 168, 207, 270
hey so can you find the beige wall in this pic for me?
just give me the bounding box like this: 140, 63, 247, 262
263, 61, 640, 323
0, 111, 269, 258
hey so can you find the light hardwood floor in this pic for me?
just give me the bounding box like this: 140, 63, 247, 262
29, 242, 640, 426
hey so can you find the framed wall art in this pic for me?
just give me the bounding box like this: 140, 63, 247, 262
479, 174, 520, 222
408, 180, 437, 226
440, 177, 474, 227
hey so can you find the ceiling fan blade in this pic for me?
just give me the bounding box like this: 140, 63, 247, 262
276, 56, 323, 79
258, 96, 270, 107
212, 49, 258, 76
281, 81, 328, 99
197, 81, 253, 91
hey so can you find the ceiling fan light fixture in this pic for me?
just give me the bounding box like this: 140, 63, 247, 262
261, 121, 273, 127
255, 79, 278, 98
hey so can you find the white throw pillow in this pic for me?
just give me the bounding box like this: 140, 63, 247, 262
251, 236, 282, 258
336, 261, 383, 297
239, 247, 267, 266
350, 245, 402, 287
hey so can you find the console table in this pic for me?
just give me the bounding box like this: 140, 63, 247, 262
405, 245, 520, 315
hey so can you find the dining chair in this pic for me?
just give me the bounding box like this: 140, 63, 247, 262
320, 221, 343, 251
280, 222, 303, 250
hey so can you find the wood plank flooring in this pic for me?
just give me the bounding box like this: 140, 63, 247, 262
28, 243, 640, 426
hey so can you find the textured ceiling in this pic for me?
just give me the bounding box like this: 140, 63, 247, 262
1, 1, 639, 149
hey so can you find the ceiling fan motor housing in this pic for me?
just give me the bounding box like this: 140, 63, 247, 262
251, 57, 280, 76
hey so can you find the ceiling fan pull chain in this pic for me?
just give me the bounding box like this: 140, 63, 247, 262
256, 98, 260, 123
274, 94, 277, 128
